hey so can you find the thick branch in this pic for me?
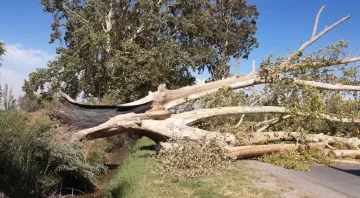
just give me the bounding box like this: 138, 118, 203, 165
157, 75, 360, 109
228, 142, 327, 159
71, 110, 172, 142
329, 150, 360, 158
247, 132, 360, 149
295, 79, 360, 91
141, 118, 237, 145
158, 73, 258, 109
173, 106, 286, 124
172, 106, 360, 124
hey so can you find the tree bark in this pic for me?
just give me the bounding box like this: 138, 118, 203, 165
71, 110, 172, 142
329, 150, 360, 159
228, 142, 327, 159
247, 132, 360, 149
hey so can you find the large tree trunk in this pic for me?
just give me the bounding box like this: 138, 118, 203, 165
228, 142, 327, 159
328, 150, 360, 159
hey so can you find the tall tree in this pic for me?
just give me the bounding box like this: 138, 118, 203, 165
0, 41, 5, 66
2, 84, 16, 110
24, 0, 259, 102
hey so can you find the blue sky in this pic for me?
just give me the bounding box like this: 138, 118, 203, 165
1, 0, 360, 97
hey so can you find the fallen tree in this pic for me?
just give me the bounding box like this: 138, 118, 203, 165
53, 6, 360, 162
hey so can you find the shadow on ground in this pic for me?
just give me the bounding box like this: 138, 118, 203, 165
328, 165, 360, 177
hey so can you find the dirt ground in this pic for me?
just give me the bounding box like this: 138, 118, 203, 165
246, 160, 354, 198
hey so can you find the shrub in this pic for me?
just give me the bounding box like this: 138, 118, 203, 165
18, 94, 44, 112
0, 110, 106, 198
156, 138, 232, 178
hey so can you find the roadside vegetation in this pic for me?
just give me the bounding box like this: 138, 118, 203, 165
0, 109, 106, 197
107, 137, 281, 198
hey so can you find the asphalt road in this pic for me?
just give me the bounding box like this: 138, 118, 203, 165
293, 164, 360, 198
246, 160, 360, 198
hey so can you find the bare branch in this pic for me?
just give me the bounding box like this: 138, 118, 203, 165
173, 106, 360, 125
279, 13, 351, 71
59, 91, 76, 103
173, 106, 287, 124
290, 56, 360, 71
295, 79, 360, 91
255, 115, 291, 133
249, 60, 256, 75
235, 97, 262, 127
312, 6, 325, 39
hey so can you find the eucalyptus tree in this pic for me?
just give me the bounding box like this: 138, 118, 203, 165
56, 6, 360, 161
24, 0, 259, 102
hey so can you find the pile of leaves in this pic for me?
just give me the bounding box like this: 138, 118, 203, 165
258, 149, 335, 171
156, 138, 233, 178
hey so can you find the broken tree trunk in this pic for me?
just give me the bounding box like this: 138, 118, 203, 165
70, 110, 172, 142
246, 132, 360, 149
227, 142, 327, 159
53, 95, 153, 129
328, 150, 360, 159
53, 6, 360, 162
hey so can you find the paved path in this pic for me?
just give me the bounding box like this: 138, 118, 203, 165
295, 164, 360, 198
246, 160, 360, 198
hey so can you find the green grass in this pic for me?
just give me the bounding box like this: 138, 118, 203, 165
106, 137, 281, 198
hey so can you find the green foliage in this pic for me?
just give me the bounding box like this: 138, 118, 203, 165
258, 149, 335, 171
157, 138, 232, 178
0, 111, 106, 197
25, 0, 259, 102
257, 40, 360, 135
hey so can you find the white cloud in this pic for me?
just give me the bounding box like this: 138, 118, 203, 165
2, 44, 54, 70
0, 43, 55, 98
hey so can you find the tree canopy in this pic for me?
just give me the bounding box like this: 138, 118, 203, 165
23, 0, 259, 102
